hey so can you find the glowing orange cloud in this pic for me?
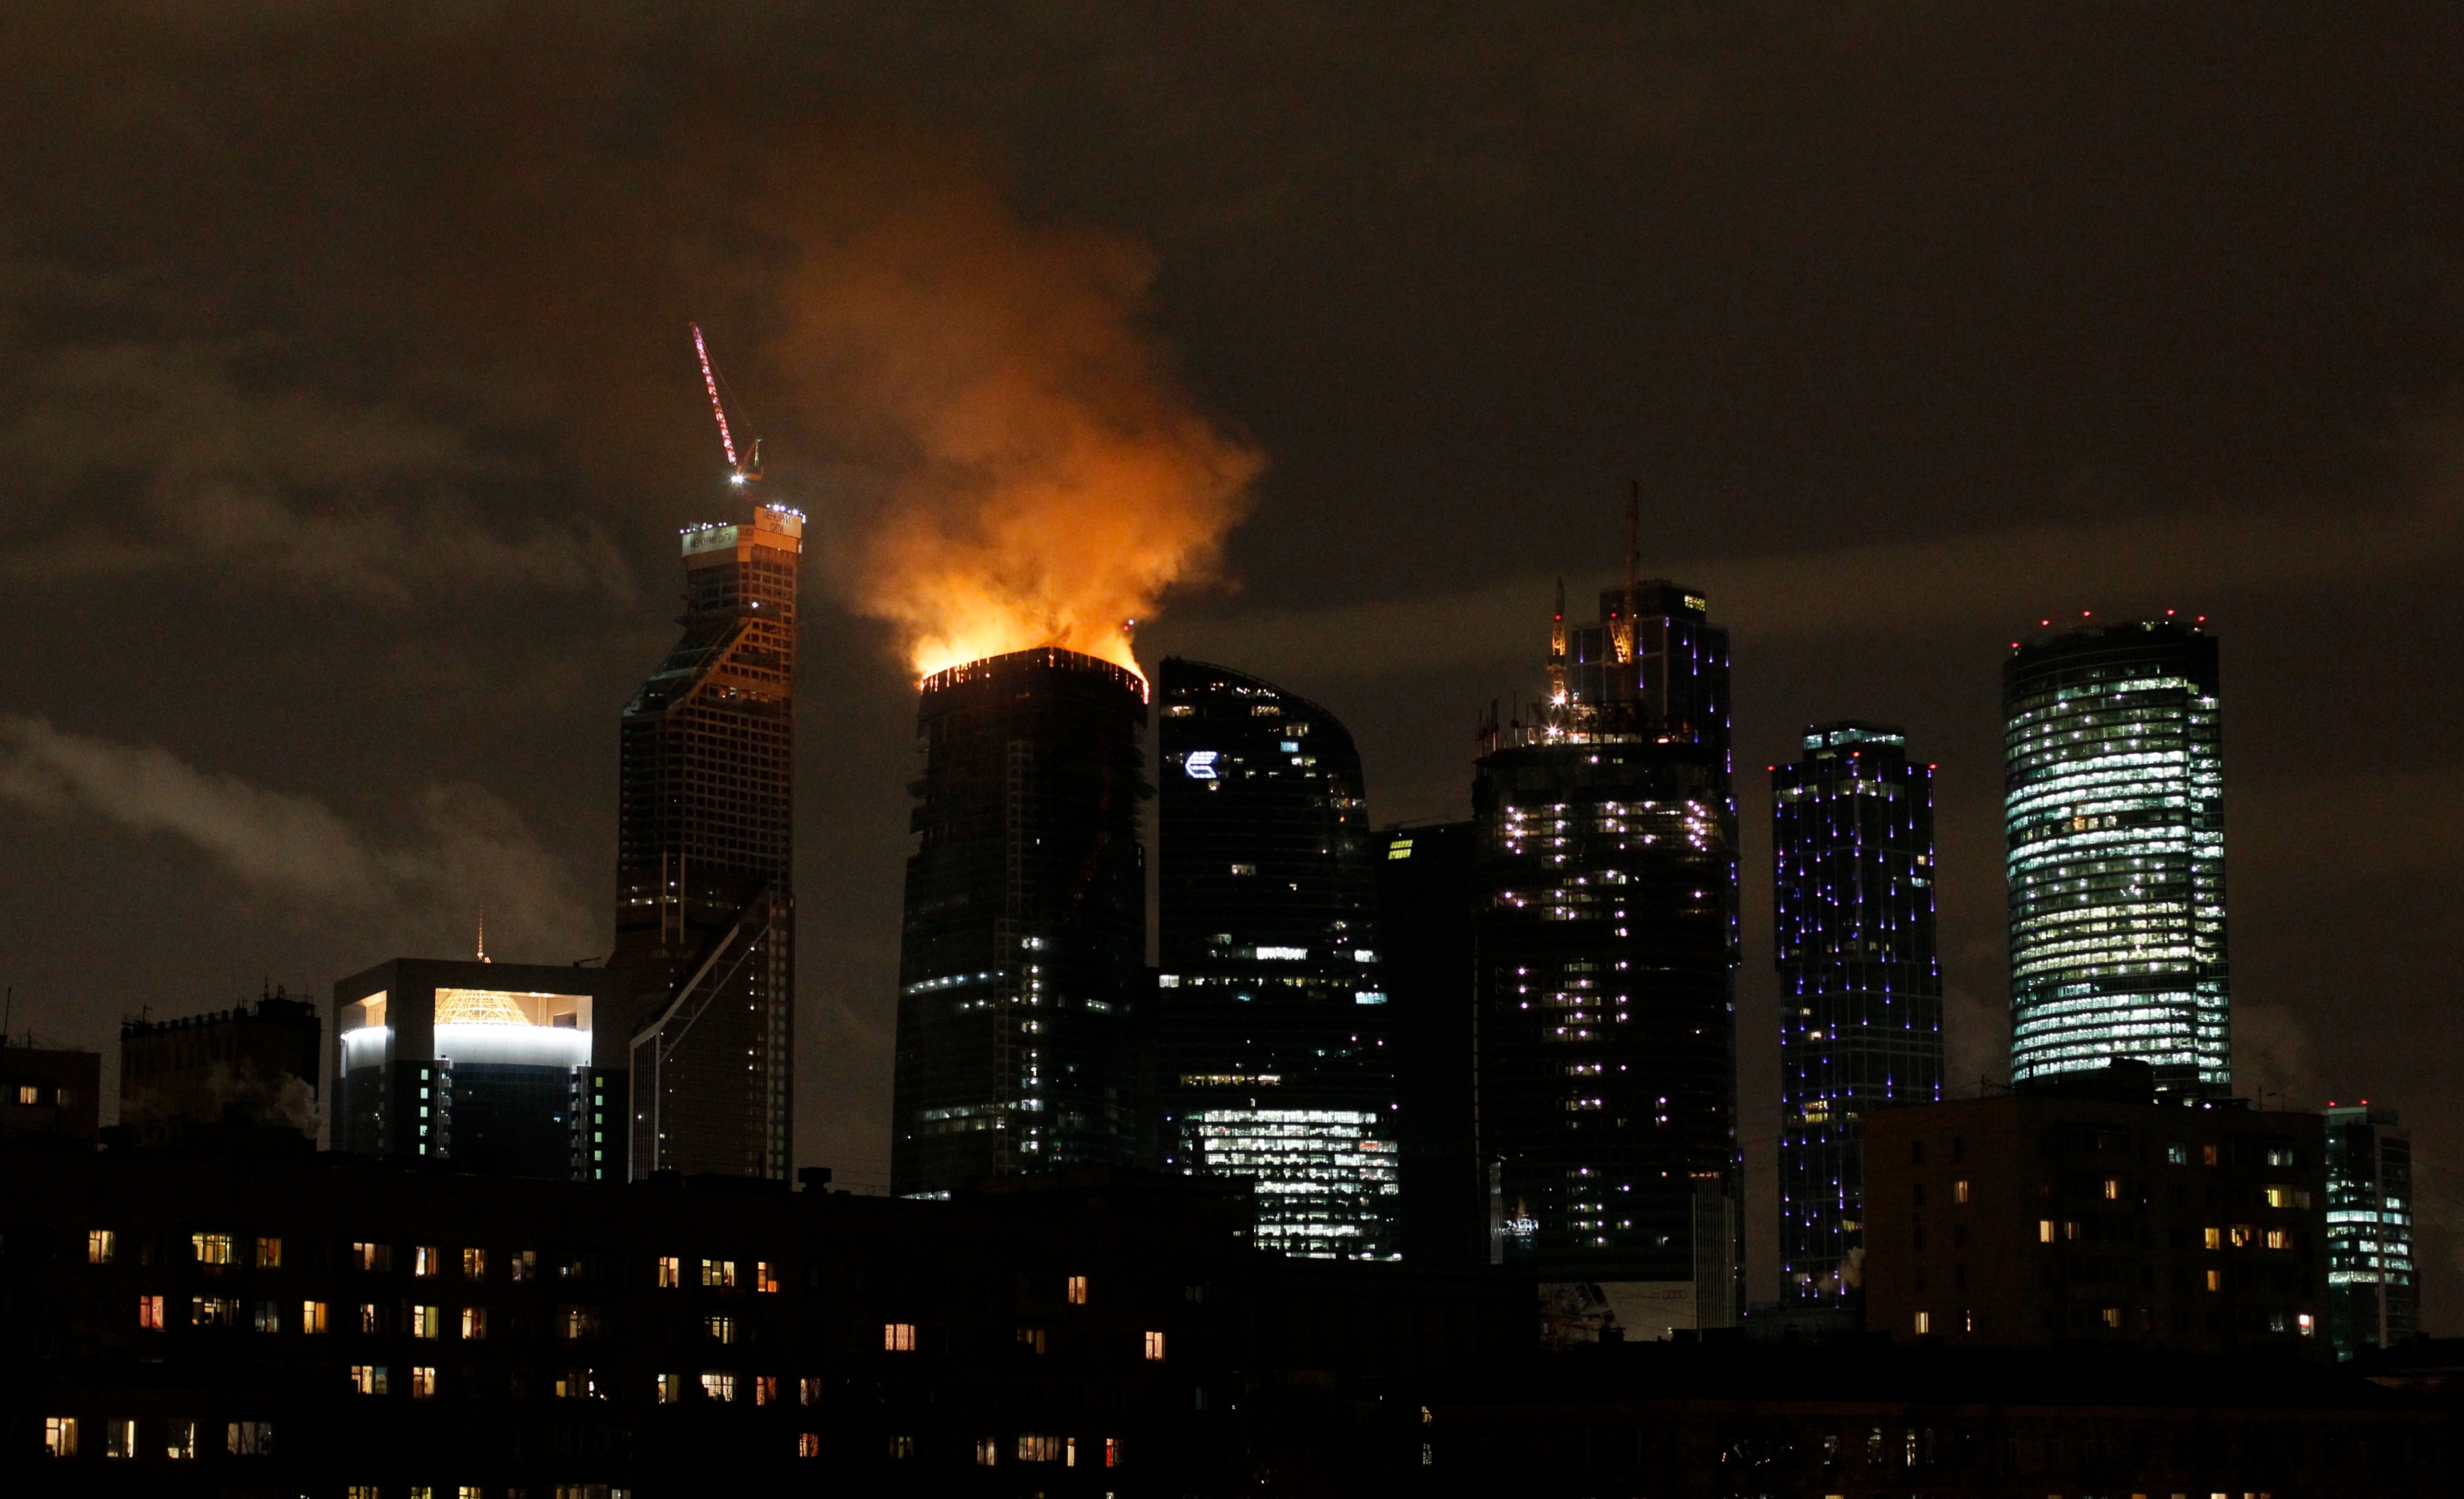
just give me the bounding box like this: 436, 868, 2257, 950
770, 180, 1262, 681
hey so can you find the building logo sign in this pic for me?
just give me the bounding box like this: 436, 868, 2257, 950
1184, 751, 1219, 780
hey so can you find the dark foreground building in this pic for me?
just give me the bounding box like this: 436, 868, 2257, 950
0, 1040, 100, 1147
1156, 658, 1396, 1259
1863, 1062, 2329, 1354
892, 648, 1150, 1197
1474, 572, 1740, 1327
611, 499, 803, 1182
1771, 724, 1942, 1321
119, 991, 321, 1148
2005, 619, 2228, 1096
1375, 821, 1484, 1265
334, 959, 632, 1180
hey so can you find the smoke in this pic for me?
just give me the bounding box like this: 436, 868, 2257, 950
0, 716, 588, 955
768, 181, 1265, 678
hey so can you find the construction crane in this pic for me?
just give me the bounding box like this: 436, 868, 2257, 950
689, 322, 760, 487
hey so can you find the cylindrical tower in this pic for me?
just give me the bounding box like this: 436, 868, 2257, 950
2004, 620, 2226, 1096
890, 647, 1149, 1198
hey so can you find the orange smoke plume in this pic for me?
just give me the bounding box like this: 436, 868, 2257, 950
772, 178, 1263, 681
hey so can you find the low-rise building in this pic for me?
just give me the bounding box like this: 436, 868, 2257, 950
0, 1038, 100, 1145
1863, 1062, 2328, 1354
119, 990, 321, 1148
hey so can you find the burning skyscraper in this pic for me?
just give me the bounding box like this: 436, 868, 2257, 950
891, 647, 1149, 1197
610, 492, 802, 1182
1474, 544, 1741, 1333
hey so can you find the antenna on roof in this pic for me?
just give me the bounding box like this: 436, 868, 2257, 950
1616, 479, 1641, 664
477, 909, 491, 964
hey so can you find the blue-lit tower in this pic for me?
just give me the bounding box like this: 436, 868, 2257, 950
2004, 620, 2226, 1095
1156, 659, 1398, 1258
2325, 1103, 2417, 1360
1771, 724, 1942, 1317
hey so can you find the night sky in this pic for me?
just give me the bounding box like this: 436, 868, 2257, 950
4, 4, 2460, 1319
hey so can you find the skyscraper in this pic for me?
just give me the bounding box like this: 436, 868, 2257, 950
1771, 723, 1942, 1318
611, 499, 802, 1180
2325, 1103, 2417, 1360
891, 647, 1148, 1197
1155, 658, 1396, 1259
1474, 570, 1740, 1325
2004, 620, 2226, 1095
1376, 819, 1486, 1265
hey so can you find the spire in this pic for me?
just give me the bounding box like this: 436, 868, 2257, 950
1617, 479, 1640, 665
477, 910, 491, 964
1548, 578, 1568, 706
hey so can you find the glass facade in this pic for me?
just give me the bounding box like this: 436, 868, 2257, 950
613, 501, 802, 1179
1772, 724, 1941, 1313
1376, 821, 1486, 1265
1473, 578, 1739, 1294
1156, 659, 1396, 1258
891, 648, 1150, 1197
2004, 621, 2226, 1096
2325, 1104, 2416, 1360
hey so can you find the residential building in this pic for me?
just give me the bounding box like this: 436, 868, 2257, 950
332, 958, 630, 1180
2004, 619, 2227, 1095
119, 990, 321, 1148
611, 499, 802, 1181
890, 648, 1150, 1198
1155, 659, 1397, 1259
1771, 723, 1942, 1321
2326, 1102, 2418, 1359
1863, 1062, 2328, 1355
1473, 567, 1740, 1327
1376, 821, 1485, 1265
0, 1038, 99, 1145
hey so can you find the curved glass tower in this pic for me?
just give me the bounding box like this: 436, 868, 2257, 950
1773, 724, 1941, 1315
2004, 620, 2226, 1095
1156, 659, 1396, 1259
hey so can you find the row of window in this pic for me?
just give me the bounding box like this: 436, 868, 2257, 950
42, 1418, 271, 1459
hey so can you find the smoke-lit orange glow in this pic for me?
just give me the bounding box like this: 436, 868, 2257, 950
770, 179, 1262, 683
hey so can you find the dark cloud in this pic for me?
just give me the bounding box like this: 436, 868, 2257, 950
3, 2, 2462, 1309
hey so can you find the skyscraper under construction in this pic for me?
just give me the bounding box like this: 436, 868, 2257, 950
1474, 555, 1740, 1330
610, 497, 802, 1181
891, 648, 1149, 1197
1155, 659, 1396, 1258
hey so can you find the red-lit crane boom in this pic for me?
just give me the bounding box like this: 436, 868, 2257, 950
689, 321, 742, 477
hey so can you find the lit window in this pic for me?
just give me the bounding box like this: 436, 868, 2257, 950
227, 1420, 273, 1456
799, 1377, 823, 1406
2266, 1229, 2288, 1251
1105, 1437, 1122, 1468
138, 1295, 165, 1329
2299, 1313, 2317, 1337
87, 1230, 116, 1264
2202, 1144, 2219, 1166
702, 1371, 738, 1403
412, 1305, 443, 1339
2101, 1178, 2120, 1201
798, 1433, 823, 1458
462, 1247, 487, 1280
253, 1236, 281, 1269
44, 1417, 77, 1457
252, 1301, 282, 1333
976, 1437, 999, 1466
165, 1421, 196, 1459
410, 1366, 438, 1399
2230, 1225, 2256, 1248
302, 1301, 328, 1335
890, 1434, 916, 1460
353, 1242, 391, 1272
756, 1260, 781, 1293
2265, 1186, 2309, 1209
884, 1322, 917, 1352
1144, 1329, 1166, 1361
360, 1303, 380, 1334
104, 1418, 137, 1459
193, 1232, 234, 1265
1913, 1311, 1931, 1335
15, 1084, 33, 1104
1018, 1434, 1065, 1462
2205, 1269, 2222, 1292
511, 1250, 537, 1282
706, 1315, 738, 1344
564, 1307, 598, 1339
1067, 1274, 1088, 1305
2204, 1227, 2222, 1250
2167, 1143, 2187, 1165
461, 1307, 487, 1341
1953, 1180, 1970, 1204
754, 1374, 778, 1406
2037, 1220, 2053, 1244
701, 1258, 737, 1289
351, 1365, 388, 1396
657, 1256, 682, 1288
656, 1373, 685, 1404
413, 1246, 441, 1277
2100, 1307, 2122, 1329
